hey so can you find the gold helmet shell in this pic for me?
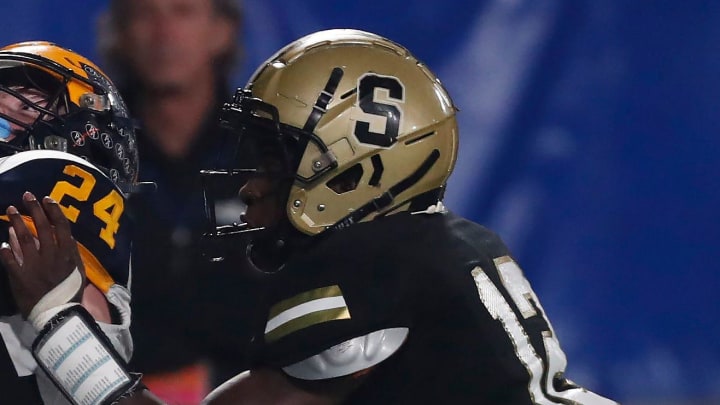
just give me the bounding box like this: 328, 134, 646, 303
239, 29, 459, 235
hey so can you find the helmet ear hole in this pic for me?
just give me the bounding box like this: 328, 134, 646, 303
326, 163, 363, 194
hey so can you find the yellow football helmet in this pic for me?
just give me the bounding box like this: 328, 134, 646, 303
216, 29, 458, 237
0, 41, 139, 193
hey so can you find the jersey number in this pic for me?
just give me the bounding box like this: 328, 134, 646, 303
353, 74, 405, 147
49, 165, 124, 249
472, 257, 615, 405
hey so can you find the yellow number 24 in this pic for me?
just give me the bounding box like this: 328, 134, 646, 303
49, 164, 124, 249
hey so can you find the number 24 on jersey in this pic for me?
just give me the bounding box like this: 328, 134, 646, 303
49, 164, 124, 249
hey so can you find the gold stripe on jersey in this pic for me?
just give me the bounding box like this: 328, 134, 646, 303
268, 285, 344, 319
77, 240, 115, 293
0, 215, 116, 293
265, 285, 350, 342
265, 306, 350, 343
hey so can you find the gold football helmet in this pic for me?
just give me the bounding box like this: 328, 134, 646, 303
0, 41, 139, 193
214, 29, 458, 238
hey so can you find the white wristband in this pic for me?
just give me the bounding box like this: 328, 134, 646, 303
28, 268, 83, 331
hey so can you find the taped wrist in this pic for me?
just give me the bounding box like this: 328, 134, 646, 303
31, 304, 144, 405
28, 267, 83, 330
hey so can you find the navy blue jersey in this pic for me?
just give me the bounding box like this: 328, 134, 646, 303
254, 211, 616, 404
0, 150, 133, 399
0, 150, 132, 303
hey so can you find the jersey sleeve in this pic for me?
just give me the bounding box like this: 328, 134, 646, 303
253, 221, 420, 369
0, 150, 133, 293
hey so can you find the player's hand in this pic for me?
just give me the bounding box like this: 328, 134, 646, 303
0, 191, 85, 319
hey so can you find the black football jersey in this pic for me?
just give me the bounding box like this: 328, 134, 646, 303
254, 211, 616, 404
0, 150, 133, 401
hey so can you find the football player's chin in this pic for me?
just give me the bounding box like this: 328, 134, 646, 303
241, 213, 259, 229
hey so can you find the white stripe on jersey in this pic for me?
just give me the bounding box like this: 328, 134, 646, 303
0, 150, 102, 176
265, 295, 348, 334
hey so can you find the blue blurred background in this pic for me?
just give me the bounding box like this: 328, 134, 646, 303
1, 1, 718, 403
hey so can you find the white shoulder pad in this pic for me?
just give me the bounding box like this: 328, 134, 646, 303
282, 327, 408, 380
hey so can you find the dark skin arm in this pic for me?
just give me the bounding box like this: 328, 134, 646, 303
0, 192, 165, 405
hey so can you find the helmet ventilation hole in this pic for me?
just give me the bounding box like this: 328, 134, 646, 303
327, 163, 363, 194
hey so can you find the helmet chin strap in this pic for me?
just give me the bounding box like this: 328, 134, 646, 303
329, 148, 441, 232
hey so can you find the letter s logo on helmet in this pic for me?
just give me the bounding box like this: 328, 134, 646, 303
218, 29, 459, 236
0, 41, 139, 195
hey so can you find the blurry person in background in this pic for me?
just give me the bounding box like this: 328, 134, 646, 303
97, 0, 253, 403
